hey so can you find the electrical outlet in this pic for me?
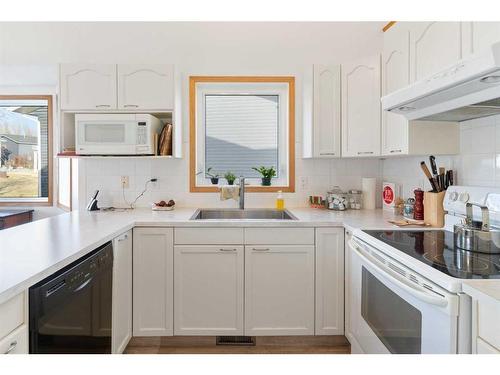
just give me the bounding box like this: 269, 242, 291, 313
300, 176, 309, 190
121, 176, 129, 189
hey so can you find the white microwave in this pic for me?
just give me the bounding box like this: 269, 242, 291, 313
75, 114, 162, 155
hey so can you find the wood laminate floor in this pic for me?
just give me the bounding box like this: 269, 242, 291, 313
124, 336, 351, 354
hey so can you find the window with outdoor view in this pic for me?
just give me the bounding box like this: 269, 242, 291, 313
0, 96, 52, 204
190, 77, 295, 192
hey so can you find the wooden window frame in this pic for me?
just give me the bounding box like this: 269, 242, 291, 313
189, 76, 295, 193
0, 95, 53, 206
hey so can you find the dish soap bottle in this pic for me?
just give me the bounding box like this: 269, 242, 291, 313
276, 190, 285, 210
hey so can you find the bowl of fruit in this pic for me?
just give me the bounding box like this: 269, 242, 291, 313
152, 199, 175, 211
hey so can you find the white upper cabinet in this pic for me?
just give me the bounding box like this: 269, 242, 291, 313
341, 54, 381, 157
382, 22, 410, 156
60, 64, 117, 110
381, 23, 460, 157
60, 63, 175, 111
409, 22, 463, 82
117, 64, 174, 110
303, 65, 341, 158
463, 22, 500, 56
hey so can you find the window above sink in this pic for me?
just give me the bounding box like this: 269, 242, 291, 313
189, 76, 295, 192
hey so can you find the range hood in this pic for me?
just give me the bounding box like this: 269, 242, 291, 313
382, 41, 500, 122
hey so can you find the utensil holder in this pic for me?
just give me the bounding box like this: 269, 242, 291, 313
423, 191, 446, 227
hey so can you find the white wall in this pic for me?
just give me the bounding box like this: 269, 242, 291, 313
0, 22, 385, 209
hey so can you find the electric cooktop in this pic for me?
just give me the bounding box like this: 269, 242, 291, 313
363, 230, 500, 279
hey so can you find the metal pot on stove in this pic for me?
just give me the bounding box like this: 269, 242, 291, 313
454, 202, 500, 254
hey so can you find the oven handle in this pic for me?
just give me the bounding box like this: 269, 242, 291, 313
349, 239, 449, 308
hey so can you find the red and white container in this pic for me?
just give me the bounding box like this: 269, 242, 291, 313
382, 182, 399, 210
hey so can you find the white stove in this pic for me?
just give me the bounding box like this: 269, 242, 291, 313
347, 186, 500, 354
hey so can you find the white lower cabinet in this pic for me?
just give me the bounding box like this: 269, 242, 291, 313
0, 291, 27, 354
112, 231, 132, 353
315, 228, 344, 335
244, 245, 315, 336
133, 227, 174, 336
0, 325, 28, 354
174, 245, 244, 335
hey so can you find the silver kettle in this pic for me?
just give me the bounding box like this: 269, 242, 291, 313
454, 202, 500, 253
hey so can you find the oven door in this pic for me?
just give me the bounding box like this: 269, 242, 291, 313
76, 120, 138, 155
348, 238, 459, 354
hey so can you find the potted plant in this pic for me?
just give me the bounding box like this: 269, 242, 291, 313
224, 171, 236, 185
252, 166, 276, 186
205, 167, 220, 185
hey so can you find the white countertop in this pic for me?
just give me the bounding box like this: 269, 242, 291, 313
0, 207, 402, 304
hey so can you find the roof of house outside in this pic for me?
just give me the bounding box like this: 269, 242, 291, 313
0, 134, 38, 145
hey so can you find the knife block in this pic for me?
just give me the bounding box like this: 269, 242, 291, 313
423, 191, 446, 228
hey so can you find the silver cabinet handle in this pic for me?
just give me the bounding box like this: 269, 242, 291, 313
124, 104, 139, 108
320, 152, 336, 156
95, 104, 111, 108
357, 151, 374, 155
117, 234, 128, 242
252, 248, 270, 251
219, 248, 237, 252
5, 341, 17, 354
389, 149, 402, 153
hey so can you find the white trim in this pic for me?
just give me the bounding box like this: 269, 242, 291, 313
194, 82, 290, 187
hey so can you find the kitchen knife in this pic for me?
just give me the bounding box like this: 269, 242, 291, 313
420, 161, 438, 192
439, 167, 446, 191
429, 155, 438, 176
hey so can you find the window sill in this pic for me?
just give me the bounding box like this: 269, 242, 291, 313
0, 201, 51, 207
190, 185, 295, 193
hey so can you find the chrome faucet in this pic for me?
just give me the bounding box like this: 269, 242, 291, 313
239, 176, 245, 210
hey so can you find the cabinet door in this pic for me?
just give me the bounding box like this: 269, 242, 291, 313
313, 65, 341, 158
117, 64, 174, 110
60, 64, 117, 110
341, 55, 381, 157
468, 22, 500, 56
344, 230, 353, 339
382, 23, 410, 156
174, 246, 244, 335
477, 338, 500, 354
409, 22, 462, 82
245, 245, 314, 335
133, 227, 174, 336
112, 230, 132, 353
315, 228, 344, 335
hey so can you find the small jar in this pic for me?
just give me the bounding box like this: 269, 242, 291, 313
403, 198, 415, 219
348, 189, 363, 210
326, 186, 348, 211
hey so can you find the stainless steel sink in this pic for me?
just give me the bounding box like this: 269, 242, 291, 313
190, 208, 297, 220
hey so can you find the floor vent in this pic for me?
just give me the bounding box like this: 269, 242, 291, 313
216, 336, 256, 346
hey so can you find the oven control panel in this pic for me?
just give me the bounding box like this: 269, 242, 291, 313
444, 186, 500, 222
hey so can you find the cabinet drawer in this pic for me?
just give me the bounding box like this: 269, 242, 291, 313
245, 228, 314, 245
175, 228, 243, 245
0, 325, 28, 354
0, 292, 25, 340
478, 299, 500, 350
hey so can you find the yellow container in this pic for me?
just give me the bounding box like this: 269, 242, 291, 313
276, 190, 285, 210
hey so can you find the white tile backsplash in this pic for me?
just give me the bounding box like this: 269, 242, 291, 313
80, 143, 383, 209
79, 115, 500, 210
382, 114, 500, 201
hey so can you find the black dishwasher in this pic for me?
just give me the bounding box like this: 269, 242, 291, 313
29, 242, 113, 353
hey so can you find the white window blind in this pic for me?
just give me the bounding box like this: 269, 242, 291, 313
204, 94, 279, 178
